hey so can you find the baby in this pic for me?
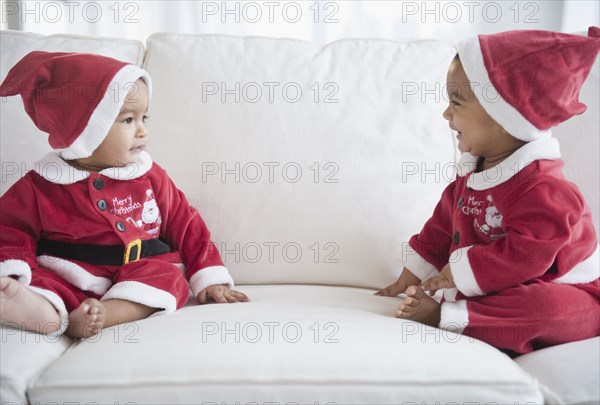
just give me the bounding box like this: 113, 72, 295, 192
0, 52, 248, 338
378, 28, 600, 354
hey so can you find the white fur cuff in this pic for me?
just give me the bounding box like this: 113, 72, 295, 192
102, 281, 178, 314
189, 266, 235, 296
0, 259, 32, 285
28, 286, 69, 336
440, 300, 469, 334
403, 246, 439, 282
450, 246, 485, 297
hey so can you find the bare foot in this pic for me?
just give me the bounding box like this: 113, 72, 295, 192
0, 276, 61, 334
66, 298, 106, 338
396, 286, 441, 327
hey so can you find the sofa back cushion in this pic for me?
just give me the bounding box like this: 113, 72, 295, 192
2, 32, 596, 290
553, 56, 599, 235
0, 31, 146, 195
145, 34, 458, 288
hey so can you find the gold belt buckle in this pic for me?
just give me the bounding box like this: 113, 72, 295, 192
123, 239, 142, 264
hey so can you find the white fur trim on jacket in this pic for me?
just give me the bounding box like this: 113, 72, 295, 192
439, 300, 469, 334
34, 150, 152, 184
450, 246, 485, 297
457, 137, 561, 190
189, 266, 235, 297
442, 287, 458, 302
102, 281, 177, 314
55, 65, 152, 160
553, 245, 600, 285
403, 246, 440, 282
0, 259, 32, 284
457, 36, 552, 142
28, 286, 69, 336
37, 255, 112, 295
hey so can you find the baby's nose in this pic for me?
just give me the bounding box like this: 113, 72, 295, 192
138, 124, 148, 137
442, 105, 452, 121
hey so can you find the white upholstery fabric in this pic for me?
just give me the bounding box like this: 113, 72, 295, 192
553, 56, 600, 237
515, 337, 600, 404
0, 325, 72, 404
29, 285, 543, 403
0, 30, 146, 195
144, 34, 459, 289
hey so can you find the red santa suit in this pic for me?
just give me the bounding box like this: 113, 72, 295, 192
0, 151, 233, 335
0, 52, 234, 335
406, 137, 600, 353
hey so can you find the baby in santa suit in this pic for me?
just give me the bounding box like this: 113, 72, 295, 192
0, 52, 248, 338
377, 28, 600, 355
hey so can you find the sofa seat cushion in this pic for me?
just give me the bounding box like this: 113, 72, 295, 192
515, 337, 600, 404
29, 285, 542, 403
0, 325, 72, 404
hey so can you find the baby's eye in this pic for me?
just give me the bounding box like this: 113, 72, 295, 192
123, 117, 134, 124
142, 115, 150, 123
450, 100, 461, 106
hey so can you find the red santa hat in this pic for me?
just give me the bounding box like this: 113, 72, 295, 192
457, 27, 600, 142
0, 51, 152, 159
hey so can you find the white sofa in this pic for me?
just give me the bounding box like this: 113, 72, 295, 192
1, 29, 598, 405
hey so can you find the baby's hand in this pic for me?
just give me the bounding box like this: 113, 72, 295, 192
197, 285, 250, 304
419, 264, 455, 295
375, 267, 421, 296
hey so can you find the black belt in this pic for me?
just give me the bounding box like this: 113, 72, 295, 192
37, 238, 172, 265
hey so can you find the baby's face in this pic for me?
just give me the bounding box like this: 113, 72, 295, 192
442, 58, 509, 157
76, 79, 150, 170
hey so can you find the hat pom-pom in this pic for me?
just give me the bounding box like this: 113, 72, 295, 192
588, 26, 600, 38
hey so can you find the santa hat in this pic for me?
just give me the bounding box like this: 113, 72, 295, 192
457, 27, 600, 142
0, 51, 152, 159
